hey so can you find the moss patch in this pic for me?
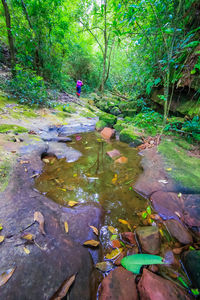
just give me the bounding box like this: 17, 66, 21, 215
99, 112, 117, 128
96, 120, 106, 131
114, 119, 128, 132
0, 124, 28, 134
0, 158, 12, 192
158, 137, 200, 191
119, 128, 142, 144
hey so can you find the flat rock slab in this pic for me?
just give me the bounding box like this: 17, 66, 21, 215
99, 267, 138, 300
151, 191, 200, 229
182, 251, 200, 289
0, 145, 104, 300
138, 269, 192, 300
101, 127, 115, 140
136, 226, 160, 254
134, 148, 184, 198
165, 219, 193, 244
106, 149, 121, 159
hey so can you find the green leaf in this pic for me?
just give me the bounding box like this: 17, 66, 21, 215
121, 254, 165, 274
110, 234, 118, 241
191, 289, 200, 296
146, 206, 151, 215
142, 212, 148, 219
177, 276, 189, 288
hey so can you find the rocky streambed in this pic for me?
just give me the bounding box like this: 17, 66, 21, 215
0, 121, 199, 300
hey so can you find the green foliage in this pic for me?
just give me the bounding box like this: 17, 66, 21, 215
114, 119, 128, 132
119, 128, 141, 144
0, 124, 28, 133
99, 112, 117, 128
95, 120, 106, 131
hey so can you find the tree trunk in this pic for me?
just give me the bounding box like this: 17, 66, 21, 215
1, 0, 16, 76
100, 0, 108, 93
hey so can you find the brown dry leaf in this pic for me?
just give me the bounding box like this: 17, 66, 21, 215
64, 222, 69, 233
20, 160, 29, 164
0, 267, 16, 287
68, 201, 78, 207
95, 261, 113, 272
108, 226, 117, 234
21, 233, 34, 241
89, 225, 98, 236
34, 211, 45, 235
105, 248, 123, 260
0, 236, 5, 244
114, 156, 128, 164
51, 274, 76, 300
83, 240, 100, 247
23, 247, 30, 254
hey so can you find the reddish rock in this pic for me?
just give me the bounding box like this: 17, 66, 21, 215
99, 267, 138, 300
106, 149, 121, 159
182, 194, 200, 227
115, 156, 128, 164
136, 226, 160, 254
165, 219, 193, 245
101, 127, 115, 140
121, 232, 136, 245
138, 269, 192, 300
114, 252, 125, 266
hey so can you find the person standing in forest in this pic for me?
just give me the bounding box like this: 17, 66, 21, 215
76, 80, 83, 98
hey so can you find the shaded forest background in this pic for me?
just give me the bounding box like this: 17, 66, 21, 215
0, 0, 200, 139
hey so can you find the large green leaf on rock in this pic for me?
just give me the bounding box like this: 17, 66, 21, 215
121, 254, 165, 274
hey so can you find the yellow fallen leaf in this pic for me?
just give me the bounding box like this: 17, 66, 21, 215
64, 221, 69, 233
60, 188, 67, 192
0, 267, 16, 287
21, 233, 34, 241
90, 225, 98, 236
23, 247, 30, 254
68, 201, 78, 207
108, 226, 118, 234
105, 248, 123, 260
118, 219, 132, 230
42, 158, 50, 163
83, 240, 100, 247
166, 167, 172, 171
0, 224, 3, 231
34, 211, 45, 235
0, 236, 5, 244
73, 174, 77, 177
178, 193, 182, 198
112, 174, 118, 184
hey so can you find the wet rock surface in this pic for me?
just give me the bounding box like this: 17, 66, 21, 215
101, 127, 115, 140
165, 219, 193, 244
99, 267, 138, 300
182, 251, 200, 289
0, 142, 103, 299
138, 269, 192, 300
136, 226, 160, 254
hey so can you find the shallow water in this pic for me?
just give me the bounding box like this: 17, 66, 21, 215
35, 131, 147, 229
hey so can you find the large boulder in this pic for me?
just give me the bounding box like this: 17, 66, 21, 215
182, 251, 200, 289
136, 226, 160, 254
165, 219, 192, 245
138, 269, 192, 300
99, 267, 138, 300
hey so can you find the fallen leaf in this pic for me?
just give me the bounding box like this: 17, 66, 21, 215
178, 193, 182, 198
20, 160, 29, 164
115, 156, 128, 164
42, 158, 50, 163
105, 248, 123, 260
30, 173, 39, 178
89, 225, 98, 236
73, 174, 77, 177
110, 240, 121, 249
68, 201, 78, 207
95, 261, 113, 272
85, 147, 92, 150
51, 274, 76, 300
166, 168, 172, 171
118, 219, 129, 225
158, 179, 168, 184
83, 240, 100, 247
64, 222, 69, 233
112, 174, 118, 184
24, 168, 28, 172
108, 226, 118, 234
34, 211, 45, 235
23, 247, 30, 254
0, 236, 5, 244
0, 224, 3, 231
110, 234, 118, 241
0, 268, 16, 287
21, 233, 34, 241
66, 186, 75, 191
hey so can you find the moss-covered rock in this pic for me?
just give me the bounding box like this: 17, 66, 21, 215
0, 124, 28, 134
99, 113, 117, 128
110, 106, 121, 116
119, 128, 142, 144
114, 120, 128, 132
96, 120, 107, 131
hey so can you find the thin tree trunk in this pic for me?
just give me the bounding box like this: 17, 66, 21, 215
1, 0, 16, 76
100, 0, 108, 93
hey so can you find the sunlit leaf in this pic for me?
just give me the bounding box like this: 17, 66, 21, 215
42, 159, 50, 163
142, 211, 148, 219
110, 234, 118, 241
23, 247, 30, 254
0, 224, 3, 231
96, 261, 113, 272
191, 289, 200, 296
83, 240, 100, 247
34, 211, 45, 235
105, 248, 123, 260
178, 193, 182, 198
108, 226, 118, 234
121, 254, 165, 274
166, 168, 172, 171
64, 222, 69, 233
0, 236, 5, 244
73, 174, 77, 177
51, 274, 76, 299
177, 276, 189, 288
68, 201, 78, 207
146, 206, 151, 215
0, 268, 16, 287
89, 225, 98, 236
21, 233, 34, 241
